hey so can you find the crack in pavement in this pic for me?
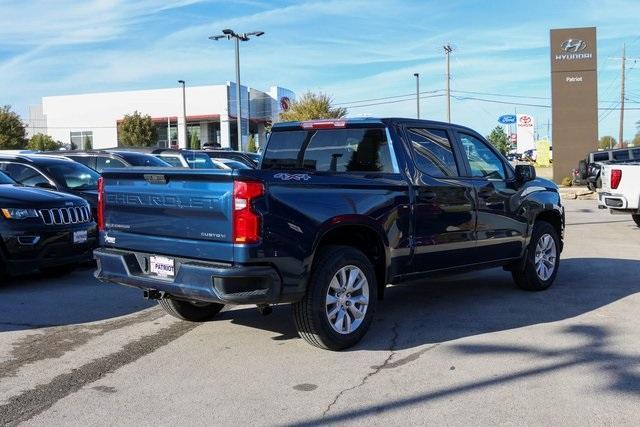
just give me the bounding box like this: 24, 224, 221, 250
321, 322, 400, 418
319, 323, 441, 419
0, 308, 163, 380
0, 317, 198, 426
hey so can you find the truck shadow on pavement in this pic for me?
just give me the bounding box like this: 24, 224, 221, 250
225, 257, 640, 351
0, 266, 154, 332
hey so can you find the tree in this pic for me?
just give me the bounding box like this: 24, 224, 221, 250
27, 133, 62, 151
0, 105, 27, 149
598, 135, 616, 150
84, 135, 92, 150
279, 92, 347, 122
630, 133, 640, 147
247, 134, 257, 153
117, 111, 157, 147
189, 132, 200, 150
486, 126, 510, 155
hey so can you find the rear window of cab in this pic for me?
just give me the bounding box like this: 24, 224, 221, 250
262, 128, 395, 173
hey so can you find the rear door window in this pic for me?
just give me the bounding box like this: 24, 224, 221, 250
408, 128, 458, 177
0, 163, 50, 186
262, 128, 396, 173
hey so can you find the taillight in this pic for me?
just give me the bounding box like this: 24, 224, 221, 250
97, 176, 105, 231
611, 169, 622, 190
233, 180, 264, 244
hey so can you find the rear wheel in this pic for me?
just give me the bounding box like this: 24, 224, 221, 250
633, 214, 640, 228
293, 245, 377, 350
159, 299, 224, 322
512, 221, 560, 291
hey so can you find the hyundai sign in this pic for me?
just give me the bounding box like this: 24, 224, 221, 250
498, 114, 517, 124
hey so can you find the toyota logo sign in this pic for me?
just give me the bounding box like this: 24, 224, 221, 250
519, 115, 532, 125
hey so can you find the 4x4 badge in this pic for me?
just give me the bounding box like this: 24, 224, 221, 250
274, 173, 311, 181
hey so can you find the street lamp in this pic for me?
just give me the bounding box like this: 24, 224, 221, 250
178, 80, 187, 148
209, 29, 265, 151
413, 73, 420, 119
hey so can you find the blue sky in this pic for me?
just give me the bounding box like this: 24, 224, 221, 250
1, 0, 640, 140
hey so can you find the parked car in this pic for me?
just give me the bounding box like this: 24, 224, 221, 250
210, 158, 252, 170
0, 154, 100, 216
578, 147, 640, 190
44, 150, 171, 172
94, 118, 564, 350
597, 162, 640, 227
201, 149, 260, 168
0, 170, 96, 277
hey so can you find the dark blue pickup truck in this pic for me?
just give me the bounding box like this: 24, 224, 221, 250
94, 118, 564, 350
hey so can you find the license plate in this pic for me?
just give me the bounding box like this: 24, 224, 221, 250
150, 256, 175, 278
73, 230, 88, 244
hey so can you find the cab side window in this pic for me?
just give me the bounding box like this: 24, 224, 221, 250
408, 128, 458, 177
458, 133, 506, 180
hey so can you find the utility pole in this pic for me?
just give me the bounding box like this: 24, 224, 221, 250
443, 44, 453, 122
413, 73, 420, 119
611, 45, 640, 149
209, 29, 265, 151
619, 44, 626, 148
178, 80, 187, 149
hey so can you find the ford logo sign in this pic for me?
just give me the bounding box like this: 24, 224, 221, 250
498, 114, 517, 124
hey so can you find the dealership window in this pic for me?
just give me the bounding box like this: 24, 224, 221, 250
70, 131, 93, 150
408, 128, 458, 177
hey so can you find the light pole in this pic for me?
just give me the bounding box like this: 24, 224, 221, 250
209, 29, 265, 151
178, 80, 187, 149
413, 73, 420, 119
443, 44, 453, 123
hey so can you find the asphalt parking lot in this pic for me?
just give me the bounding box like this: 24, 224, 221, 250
1, 199, 639, 426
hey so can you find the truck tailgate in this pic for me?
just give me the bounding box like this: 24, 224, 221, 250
101, 168, 235, 262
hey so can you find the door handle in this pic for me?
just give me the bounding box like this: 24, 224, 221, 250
477, 186, 494, 199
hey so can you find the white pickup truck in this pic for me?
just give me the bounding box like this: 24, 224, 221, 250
598, 162, 640, 227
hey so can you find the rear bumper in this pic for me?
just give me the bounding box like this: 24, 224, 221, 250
599, 192, 639, 211
94, 248, 289, 305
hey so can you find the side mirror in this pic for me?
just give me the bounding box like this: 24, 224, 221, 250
515, 164, 536, 182
35, 182, 57, 190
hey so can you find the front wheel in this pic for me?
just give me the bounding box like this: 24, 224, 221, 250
512, 221, 560, 291
633, 214, 640, 228
159, 298, 224, 322
293, 245, 377, 350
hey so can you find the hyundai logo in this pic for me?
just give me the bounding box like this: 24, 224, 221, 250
561, 39, 587, 53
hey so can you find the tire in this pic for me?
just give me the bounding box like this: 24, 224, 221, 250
578, 160, 588, 180
292, 245, 377, 350
159, 299, 224, 322
633, 214, 640, 228
512, 221, 560, 291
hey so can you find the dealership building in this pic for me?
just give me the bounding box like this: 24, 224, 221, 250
27, 83, 295, 151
